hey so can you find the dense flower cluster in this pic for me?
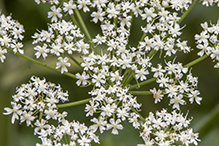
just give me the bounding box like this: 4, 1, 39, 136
3, 0, 219, 145
138, 109, 200, 146
32, 20, 86, 73
195, 20, 219, 68
3, 76, 99, 145
36, 119, 99, 146
86, 85, 141, 134
0, 12, 25, 62
150, 61, 202, 110
3, 76, 69, 125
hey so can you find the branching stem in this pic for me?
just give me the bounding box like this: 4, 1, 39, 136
129, 91, 152, 95
57, 98, 91, 108
184, 54, 208, 68
7, 48, 76, 79
179, 0, 198, 24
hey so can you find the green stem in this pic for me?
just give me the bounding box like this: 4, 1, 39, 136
7, 48, 76, 79
194, 103, 219, 137
70, 14, 79, 27
57, 98, 91, 108
122, 70, 133, 86
129, 78, 156, 90
74, 9, 92, 41
184, 54, 208, 68
128, 55, 208, 91
129, 91, 152, 95
39, 111, 43, 121
74, 9, 96, 53
131, 108, 145, 123
148, 49, 157, 58
64, 51, 81, 68
179, 0, 198, 24
139, 33, 147, 42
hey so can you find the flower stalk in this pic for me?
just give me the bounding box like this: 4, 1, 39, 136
57, 98, 91, 108
6, 47, 76, 79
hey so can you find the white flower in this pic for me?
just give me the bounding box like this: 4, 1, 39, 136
188, 128, 201, 145
100, 104, 115, 117
85, 100, 99, 117
151, 64, 165, 78
34, 44, 49, 59
139, 109, 200, 146
77, 135, 91, 146
180, 131, 190, 146
50, 43, 64, 56
63, 0, 76, 15
128, 113, 140, 129
92, 34, 106, 45
10, 41, 24, 54
34, 119, 50, 135
44, 107, 58, 120
77, 0, 91, 12
170, 94, 185, 110
91, 9, 105, 23
0, 35, 11, 47
76, 39, 90, 54
165, 84, 178, 98
110, 70, 123, 83
56, 57, 71, 74
195, 30, 209, 44
92, 74, 106, 87
150, 88, 164, 104
141, 7, 157, 22
164, 44, 177, 56
116, 108, 129, 121
155, 130, 167, 141
135, 68, 149, 81
196, 42, 212, 56
120, 14, 132, 27
0, 47, 7, 63
20, 111, 35, 126
188, 90, 202, 105
210, 46, 219, 61
106, 3, 119, 19
76, 72, 90, 86
47, 5, 63, 22
90, 116, 107, 133
3, 102, 22, 124
107, 118, 123, 135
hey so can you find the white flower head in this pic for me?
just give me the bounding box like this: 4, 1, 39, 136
47, 5, 63, 22
56, 57, 71, 74
107, 118, 123, 135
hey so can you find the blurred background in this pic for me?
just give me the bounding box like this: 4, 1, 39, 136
0, 0, 219, 145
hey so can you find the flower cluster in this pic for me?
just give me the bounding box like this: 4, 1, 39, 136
150, 61, 202, 110
138, 109, 200, 146
195, 19, 219, 68
3, 76, 69, 125
4, 0, 219, 145
30, 0, 203, 145
86, 85, 142, 134
3, 76, 99, 145
32, 20, 86, 73
36, 120, 99, 146
0, 12, 25, 62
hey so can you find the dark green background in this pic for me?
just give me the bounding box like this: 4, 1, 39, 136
0, 0, 219, 145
